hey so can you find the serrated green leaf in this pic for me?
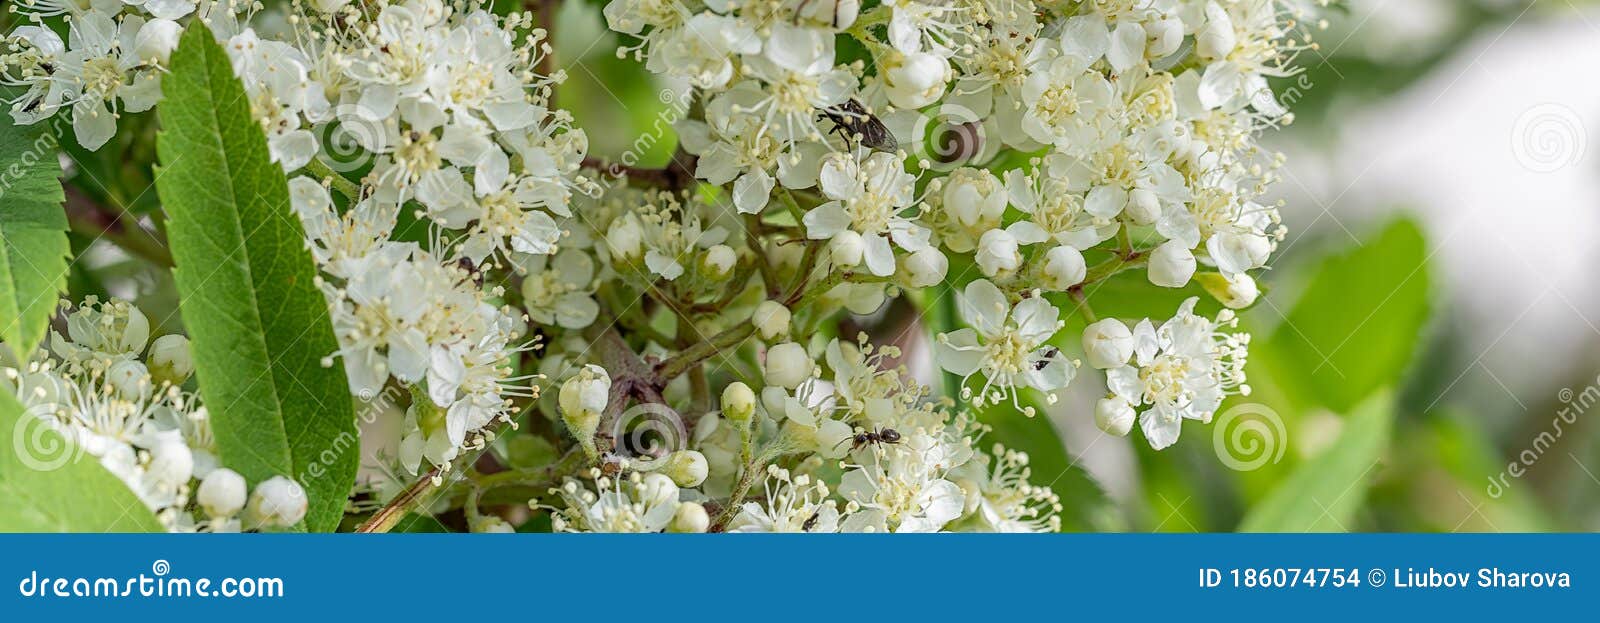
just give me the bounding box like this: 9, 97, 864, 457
0, 387, 163, 532
155, 25, 356, 532
1271, 218, 1430, 412
0, 122, 69, 358
1238, 390, 1394, 532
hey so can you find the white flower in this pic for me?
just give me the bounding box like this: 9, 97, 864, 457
728, 466, 846, 532
550, 472, 683, 533
1103, 298, 1250, 450
952, 446, 1061, 532
934, 279, 1073, 408
803, 151, 931, 277
56, 11, 156, 150
520, 249, 600, 330
838, 431, 967, 533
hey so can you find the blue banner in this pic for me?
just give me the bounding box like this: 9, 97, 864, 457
0, 534, 1590, 620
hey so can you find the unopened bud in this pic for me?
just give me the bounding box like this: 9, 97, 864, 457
147, 334, 194, 385
1041, 246, 1087, 290
662, 450, 709, 487
764, 342, 811, 390
1148, 240, 1196, 288
751, 300, 791, 341
1197, 272, 1260, 309
1081, 319, 1134, 369
701, 245, 736, 280
669, 502, 710, 533
246, 476, 307, 529
197, 468, 248, 519
1095, 398, 1136, 436
830, 230, 865, 268
721, 381, 756, 425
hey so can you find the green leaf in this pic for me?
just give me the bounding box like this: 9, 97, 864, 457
0, 122, 70, 358
1270, 218, 1430, 412
0, 388, 163, 531
155, 25, 356, 532
1237, 390, 1394, 532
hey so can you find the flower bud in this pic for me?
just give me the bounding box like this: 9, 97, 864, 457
106, 359, 151, 399
975, 229, 1021, 277
559, 365, 610, 456
701, 244, 737, 280
751, 300, 791, 341
1126, 188, 1161, 225
721, 381, 756, 425
1148, 240, 1196, 288
605, 215, 644, 261
197, 468, 247, 519
662, 450, 709, 487
943, 168, 1007, 229
135, 19, 182, 65
764, 342, 811, 390
1082, 319, 1134, 369
901, 246, 948, 288
669, 502, 710, 533
1095, 398, 1136, 436
829, 230, 865, 267
147, 334, 194, 385
146, 441, 193, 493
1041, 246, 1087, 290
1197, 272, 1260, 309
246, 476, 308, 529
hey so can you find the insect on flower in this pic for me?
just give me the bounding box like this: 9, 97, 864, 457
819, 99, 898, 153
835, 427, 904, 452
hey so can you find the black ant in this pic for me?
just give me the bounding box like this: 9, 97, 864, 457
801, 511, 820, 532
835, 427, 903, 452
1033, 347, 1060, 371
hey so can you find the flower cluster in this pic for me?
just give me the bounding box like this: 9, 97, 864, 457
3, 0, 1320, 532
3, 297, 308, 532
